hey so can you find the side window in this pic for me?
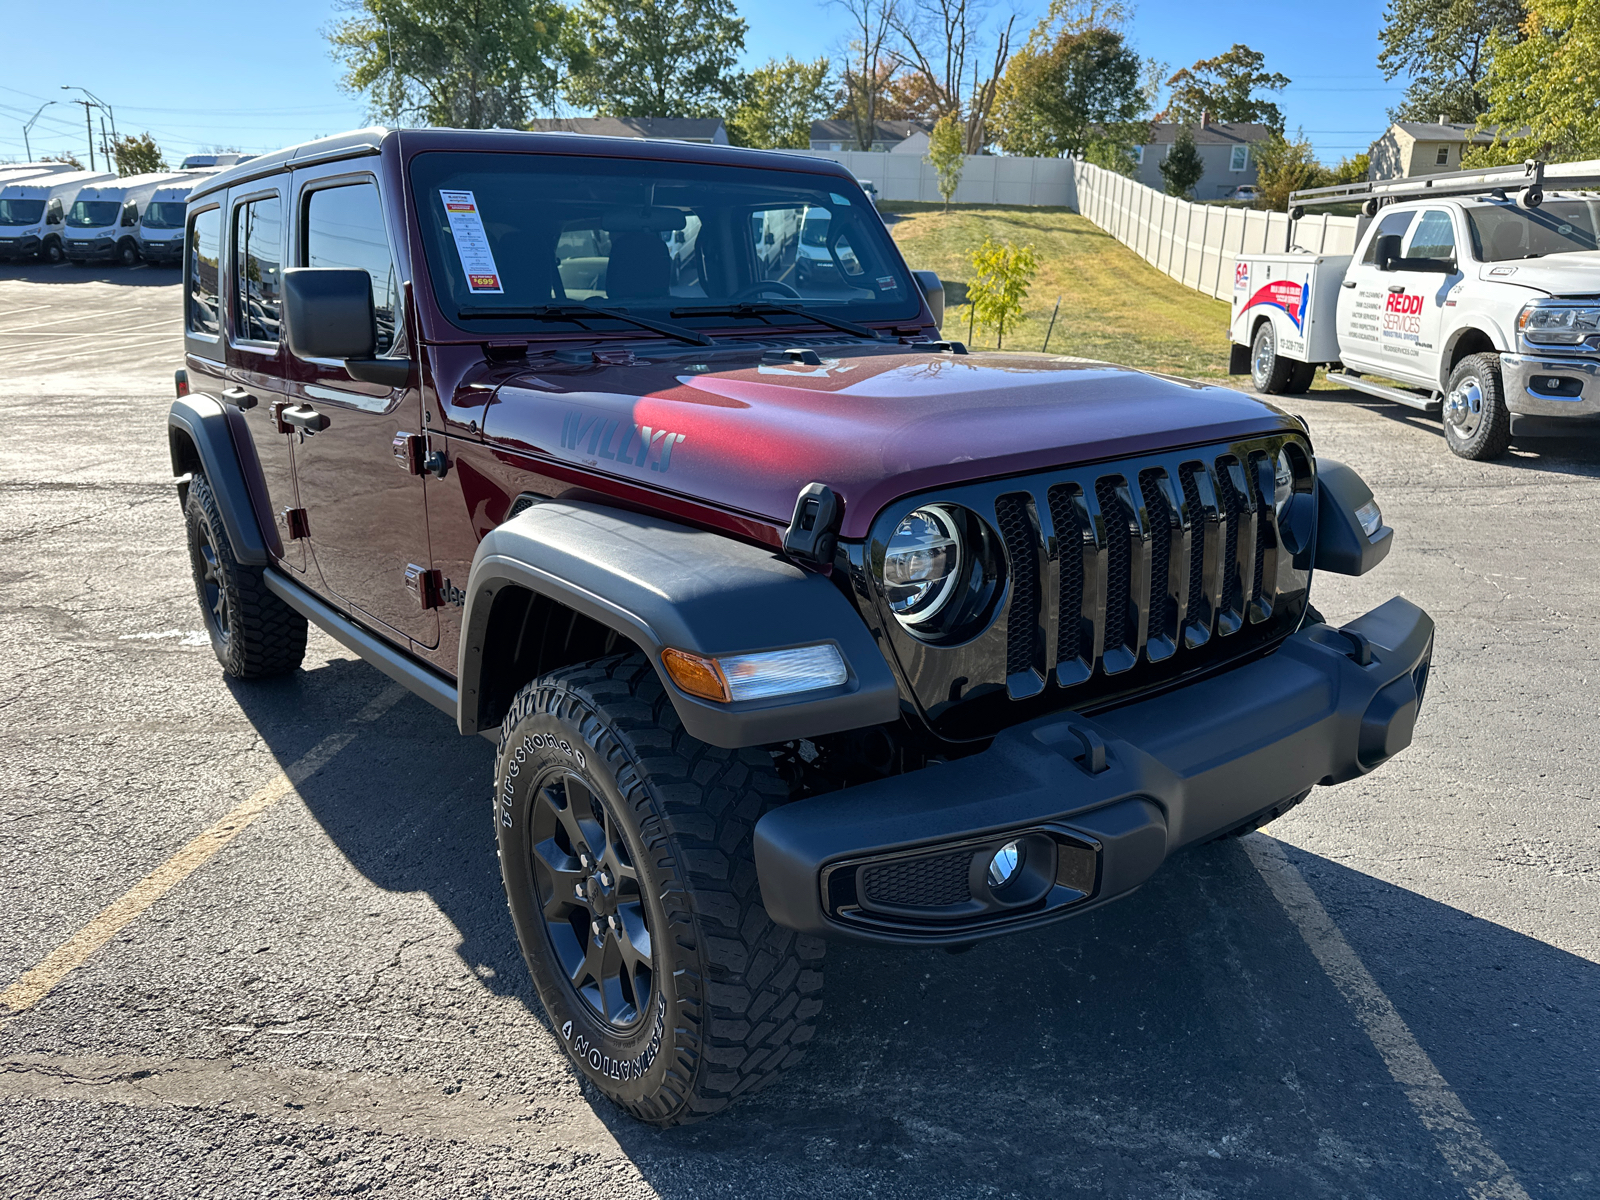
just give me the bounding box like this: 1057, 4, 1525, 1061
1361, 209, 1417, 264
47, 198, 63, 224
121, 201, 138, 228
1230, 145, 1249, 172
1406, 209, 1456, 260
303, 182, 401, 355
1436, 145, 1449, 166
186, 207, 221, 337
234, 195, 283, 345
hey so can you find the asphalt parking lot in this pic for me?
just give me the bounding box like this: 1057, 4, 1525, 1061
1, 260, 1597, 1199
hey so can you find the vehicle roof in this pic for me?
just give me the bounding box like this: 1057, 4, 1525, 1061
0, 170, 115, 195
189, 126, 857, 203
74, 171, 203, 197
1387, 190, 1600, 211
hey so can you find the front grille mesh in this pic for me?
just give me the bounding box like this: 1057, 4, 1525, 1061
993, 442, 1289, 698
861, 852, 973, 908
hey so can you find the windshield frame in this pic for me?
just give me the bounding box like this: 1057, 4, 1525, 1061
404, 146, 924, 343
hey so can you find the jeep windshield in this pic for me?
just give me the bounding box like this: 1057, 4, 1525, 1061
141, 201, 186, 229
66, 200, 119, 228
0, 199, 44, 225
1466, 199, 1600, 262
408, 151, 919, 337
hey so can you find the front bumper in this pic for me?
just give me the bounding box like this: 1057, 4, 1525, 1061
65, 238, 119, 262
755, 596, 1433, 945
139, 240, 181, 262
0, 235, 41, 260
1500, 352, 1600, 435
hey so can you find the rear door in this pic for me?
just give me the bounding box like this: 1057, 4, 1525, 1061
285, 168, 436, 648
216, 183, 303, 570
1336, 207, 1415, 377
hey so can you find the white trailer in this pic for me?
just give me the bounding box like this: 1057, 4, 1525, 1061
1228, 159, 1600, 460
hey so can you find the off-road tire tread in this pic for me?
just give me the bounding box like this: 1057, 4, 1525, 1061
1445, 352, 1512, 460
185, 473, 306, 678
500, 653, 824, 1127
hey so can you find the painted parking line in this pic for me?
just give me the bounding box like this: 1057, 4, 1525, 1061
0, 684, 406, 1019
0, 305, 148, 332
1243, 835, 1533, 1200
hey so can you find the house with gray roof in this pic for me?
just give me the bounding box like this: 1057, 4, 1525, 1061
1367, 120, 1504, 180
809, 120, 932, 153
1132, 117, 1273, 199
526, 118, 728, 145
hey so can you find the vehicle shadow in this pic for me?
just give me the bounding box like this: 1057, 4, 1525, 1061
230, 660, 1598, 1198
0, 260, 179, 286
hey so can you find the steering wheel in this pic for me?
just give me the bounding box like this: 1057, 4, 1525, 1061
731, 279, 802, 301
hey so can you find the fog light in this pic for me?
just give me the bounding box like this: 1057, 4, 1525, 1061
987, 841, 1021, 887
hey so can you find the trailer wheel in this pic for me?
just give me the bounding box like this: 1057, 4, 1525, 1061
1443, 353, 1511, 460
1250, 323, 1297, 394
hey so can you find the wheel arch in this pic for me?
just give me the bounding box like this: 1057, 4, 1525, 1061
167, 395, 278, 565
1440, 325, 1501, 389
458, 500, 902, 749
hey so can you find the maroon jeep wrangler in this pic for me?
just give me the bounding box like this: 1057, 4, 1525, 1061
169, 128, 1433, 1125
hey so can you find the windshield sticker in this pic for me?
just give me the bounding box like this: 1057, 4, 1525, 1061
877, 275, 898, 290
439, 190, 503, 293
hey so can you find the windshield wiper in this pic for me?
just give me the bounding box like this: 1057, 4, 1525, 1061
669, 302, 885, 341
455, 303, 712, 346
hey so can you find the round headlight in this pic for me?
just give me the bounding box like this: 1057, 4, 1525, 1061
1274, 448, 1296, 521
882, 506, 963, 626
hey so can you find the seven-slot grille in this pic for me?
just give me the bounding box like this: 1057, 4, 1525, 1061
996, 443, 1291, 699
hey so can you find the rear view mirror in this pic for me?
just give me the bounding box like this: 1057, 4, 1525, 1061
1375, 234, 1403, 270
283, 268, 377, 360
913, 270, 944, 328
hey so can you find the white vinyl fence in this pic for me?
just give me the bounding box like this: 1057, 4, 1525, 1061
1070, 161, 1362, 300
788, 149, 1076, 207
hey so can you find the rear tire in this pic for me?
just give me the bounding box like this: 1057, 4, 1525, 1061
184, 473, 307, 678
495, 654, 824, 1126
1286, 360, 1317, 394
1250, 323, 1297, 394
1443, 353, 1511, 460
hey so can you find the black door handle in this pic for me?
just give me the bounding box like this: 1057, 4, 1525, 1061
281, 405, 330, 434
1387, 284, 1407, 293
1341, 280, 1356, 288
221, 386, 258, 410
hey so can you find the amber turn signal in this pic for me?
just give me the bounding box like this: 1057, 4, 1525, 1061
661, 648, 731, 703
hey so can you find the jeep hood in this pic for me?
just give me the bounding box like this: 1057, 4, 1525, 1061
483, 350, 1296, 539
1477, 251, 1600, 295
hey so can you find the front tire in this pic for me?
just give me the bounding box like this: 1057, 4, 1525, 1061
495, 655, 824, 1126
41, 239, 64, 265
117, 240, 139, 267
183, 473, 307, 677
1443, 353, 1511, 460
1250, 322, 1297, 394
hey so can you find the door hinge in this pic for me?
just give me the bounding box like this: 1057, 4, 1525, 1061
282, 507, 310, 540
406, 563, 444, 609
392, 432, 424, 475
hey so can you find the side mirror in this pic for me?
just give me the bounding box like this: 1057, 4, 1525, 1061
1374, 234, 1403, 270
283, 267, 377, 359
913, 269, 944, 329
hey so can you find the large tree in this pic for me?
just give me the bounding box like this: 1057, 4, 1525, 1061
1165, 44, 1289, 131
1378, 0, 1525, 124
890, 0, 1018, 152
991, 26, 1146, 158
328, 0, 574, 129
1469, 0, 1600, 163
833, 0, 902, 149
728, 56, 838, 149
111, 133, 166, 176
565, 0, 746, 117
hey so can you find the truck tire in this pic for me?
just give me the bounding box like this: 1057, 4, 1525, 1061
183, 472, 307, 678
1250, 323, 1297, 394
1443, 353, 1511, 460
1286, 360, 1317, 394
495, 654, 824, 1127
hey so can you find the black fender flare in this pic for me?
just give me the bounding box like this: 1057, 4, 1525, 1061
167, 394, 276, 565
457, 500, 902, 748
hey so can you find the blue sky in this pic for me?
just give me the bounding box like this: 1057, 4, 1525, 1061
0, 0, 1402, 166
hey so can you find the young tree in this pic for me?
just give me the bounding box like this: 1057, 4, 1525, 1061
832, 0, 900, 150
729, 56, 838, 149
1165, 44, 1290, 131
992, 27, 1146, 158
1158, 126, 1204, 196
566, 0, 747, 116
966, 236, 1038, 349
1378, 0, 1525, 124
111, 133, 166, 176
927, 113, 965, 209
328, 0, 576, 129
1251, 130, 1326, 211
1469, 0, 1600, 163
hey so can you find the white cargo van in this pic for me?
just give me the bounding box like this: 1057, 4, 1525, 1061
137, 172, 216, 266
62, 171, 198, 267
1229, 159, 1600, 460
0, 169, 116, 264
0, 163, 77, 183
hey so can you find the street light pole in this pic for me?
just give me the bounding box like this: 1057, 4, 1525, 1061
22, 101, 56, 161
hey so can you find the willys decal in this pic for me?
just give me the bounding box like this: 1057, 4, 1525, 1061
560, 412, 685, 473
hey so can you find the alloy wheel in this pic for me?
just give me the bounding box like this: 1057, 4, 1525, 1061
528, 770, 655, 1031
196, 525, 230, 643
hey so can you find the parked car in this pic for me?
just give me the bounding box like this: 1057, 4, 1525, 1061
1228, 184, 1262, 202
169, 127, 1434, 1127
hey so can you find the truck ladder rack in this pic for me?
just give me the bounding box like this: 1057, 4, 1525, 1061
1288, 158, 1600, 215
1325, 372, 1442, 413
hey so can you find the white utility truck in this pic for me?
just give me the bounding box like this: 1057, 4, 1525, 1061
1229, 160, 1600, 460
136, 172, 216, 266
0, 169, 115, 264
61, 171, 199, 267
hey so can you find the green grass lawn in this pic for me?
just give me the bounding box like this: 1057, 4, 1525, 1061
883, 202, 1236, 380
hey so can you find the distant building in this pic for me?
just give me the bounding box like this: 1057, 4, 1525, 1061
1132, 117, 1273, 199
809, 120, 932, 153
526, 118, 728, 145
1367, 120, 1502, 180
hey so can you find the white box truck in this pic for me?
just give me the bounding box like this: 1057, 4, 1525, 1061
1229, 160, 1600, 460
0, 169, 116, 264
61, 171, 199, 267
137, 172, 216, 266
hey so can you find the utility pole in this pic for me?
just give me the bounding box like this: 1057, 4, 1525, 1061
23, 101, 56, 161
100, 116, 112, 174
70, 98, 96, 170
61, 86, 117, 172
